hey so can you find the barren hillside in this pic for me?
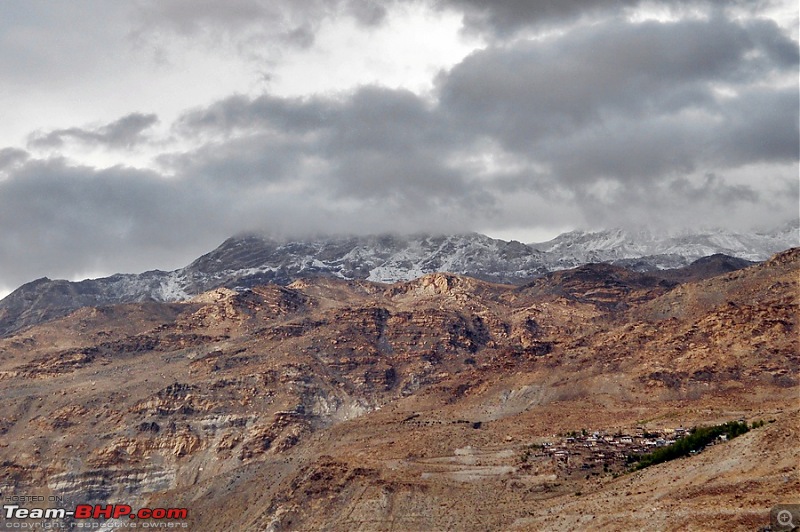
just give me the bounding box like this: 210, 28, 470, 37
0, 249, 797, 530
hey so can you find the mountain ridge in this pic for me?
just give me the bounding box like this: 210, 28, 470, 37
530, 222, 799, 266
1, 224, 796, 337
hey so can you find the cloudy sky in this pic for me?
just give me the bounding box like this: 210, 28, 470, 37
0, 0, 798, 294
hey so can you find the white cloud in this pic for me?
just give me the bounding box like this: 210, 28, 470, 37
269, 3, 481, 97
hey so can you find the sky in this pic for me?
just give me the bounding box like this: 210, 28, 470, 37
0, 0, 798, 295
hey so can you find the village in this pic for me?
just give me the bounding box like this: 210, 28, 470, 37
518, 425, 731, 478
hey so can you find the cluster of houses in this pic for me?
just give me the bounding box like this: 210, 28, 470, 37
529, 427, 693, 475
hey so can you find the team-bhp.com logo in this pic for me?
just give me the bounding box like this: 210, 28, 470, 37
3, 503, 188, 521
75, 505, 187, 520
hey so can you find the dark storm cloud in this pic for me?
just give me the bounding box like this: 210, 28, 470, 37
316, 88, 480, 205
28, 113, 159, 150
441, 0, 637, 36
519, 84, 799, 185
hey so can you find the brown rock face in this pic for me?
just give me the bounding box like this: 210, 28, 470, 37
0, 249, 797, 530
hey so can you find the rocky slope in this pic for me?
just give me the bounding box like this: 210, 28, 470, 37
0, 247, 796, 530
1, 223, 796, 337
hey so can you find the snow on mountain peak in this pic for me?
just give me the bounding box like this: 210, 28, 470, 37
1, 225, 796, 336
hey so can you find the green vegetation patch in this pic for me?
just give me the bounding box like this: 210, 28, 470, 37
628, 420, 752, 470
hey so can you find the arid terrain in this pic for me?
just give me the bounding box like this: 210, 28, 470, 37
0, 249, 797, 530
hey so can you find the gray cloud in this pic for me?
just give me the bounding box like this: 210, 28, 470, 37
0, 156, 352, 288
0, 152, 485, 289
439, 15, 795, 151
0, 158, 205, 288
175, 93, 331, 135
28, 113, 159, 150
0, 147, 29, 171
436, 0, 777, 37
345, 0, 388, 26
1, 2, 797, 291
711, 87, 800, 165
131, 0, 778, 44
134, 0, 276, 36
0, 2, 132, 88
669, 173, 760, 204
159, 132, 310, 187
172, 87, 475, 206
175, 13, 794, 226
438, 15, 798, 184
442, 0, 639, 37
132, 0, 391, 53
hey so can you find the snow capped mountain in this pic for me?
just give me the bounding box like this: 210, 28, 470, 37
0, 233, 547, 336
0, 223, 797, 336
531, 222, 799, 270
171, 233, 547, 295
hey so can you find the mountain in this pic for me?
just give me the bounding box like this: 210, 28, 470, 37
531, 222, 799, 270
0, 248, 796, 530
0, 234, 547, 337
182, 232, 547, 287
1, 224, 797, 337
